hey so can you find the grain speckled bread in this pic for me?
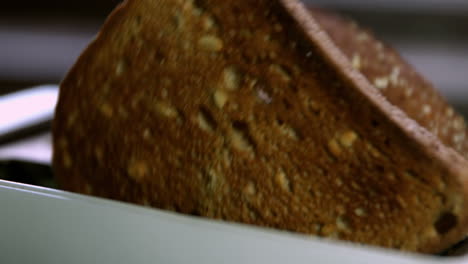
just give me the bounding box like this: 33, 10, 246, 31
311, 9, 468, 157
53, 0, 468, 253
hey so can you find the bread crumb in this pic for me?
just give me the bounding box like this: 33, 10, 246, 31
386, 172, 396, 181
446, 108, 454, 117
366, 142, 382, 158
198, 35, 223, 52
197, 111, 215, 133
405, 87, 414, 97
278, 124, 299, 140
354, 208, 367, 217
351, 181, 361, 190
453, 118, 464, 130
422, 105, 432, 115
376, 42, 384, 51
338, 130, 358, 148
328, 139, 342, 157
396, 195, 407, 208
321, 224, 337, 237
270, 64, 291, 82
453, 133, 465, 144
213, 89, 228, 108
424, 227, 438, 239
374, 77, 389, 90
335, 178, 343, 187
275, 169, 291, 192
223, 66, 241, 90
202, 16, 216, 30
222, 149, 232, 167
161, 88, 168, 98
357, 32, 369, 42
155, 102, 179, 118
115, 60, 126, 76
127, 159, 149, 181
206, 169, 220, 189
230, 128, 254, 154
314, 224, 323, 233
244, 182, 256, 196
390, 67, 400, 84
336, 216, 350, 231
143, 128, 152, 140
351, 54, 361, 69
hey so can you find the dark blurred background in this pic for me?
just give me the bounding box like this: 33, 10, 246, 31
1, 0, 467, 113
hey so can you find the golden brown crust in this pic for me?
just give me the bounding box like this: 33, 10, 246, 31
53, 0, 468, 253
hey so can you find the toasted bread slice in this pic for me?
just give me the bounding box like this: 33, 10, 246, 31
53, 0, 468, 253
311, 8, 468, 158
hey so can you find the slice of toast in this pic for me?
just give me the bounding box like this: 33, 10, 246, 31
311, 8, 468, 158
53, 0, 468, 253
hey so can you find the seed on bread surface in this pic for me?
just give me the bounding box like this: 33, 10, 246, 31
198, 35, 223, 52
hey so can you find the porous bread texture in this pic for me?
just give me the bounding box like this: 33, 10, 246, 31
53, 0, 468, 253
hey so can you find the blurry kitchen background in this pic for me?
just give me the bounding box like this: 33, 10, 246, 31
0, 0, 467, 106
